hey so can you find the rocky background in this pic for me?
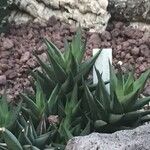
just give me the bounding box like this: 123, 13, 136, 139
0, 17, 150, 101
9, 0, 150, 31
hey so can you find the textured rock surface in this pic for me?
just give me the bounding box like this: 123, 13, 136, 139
10, 0, 110, 33
108, 0, 150, 30
65, 123, 150, 150
108, 0, 150, 22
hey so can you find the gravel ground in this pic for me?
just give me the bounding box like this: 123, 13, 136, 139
0, 17, 150, 101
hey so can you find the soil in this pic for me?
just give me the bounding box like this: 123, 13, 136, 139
0, 17, 150, 101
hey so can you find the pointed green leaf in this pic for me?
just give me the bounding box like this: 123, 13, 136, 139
1, 128, 23, 150
75, 50, 101, 82
20, 93, 39, 116
46, 50, 67, 83
132, 96, 150, 111
94, 120, 107, 129
44, 38, 65, 68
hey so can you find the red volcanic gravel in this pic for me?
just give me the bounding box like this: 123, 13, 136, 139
0, 18, 150, 101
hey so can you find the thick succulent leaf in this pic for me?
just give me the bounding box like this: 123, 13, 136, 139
121, 90, 139, 112
66, 53, 79, 76
80, 119, 91, 136
29, 120, 37, 139
95, 98, 108, 120
21, 107, 39, 121
71, 84, 78, 104
75, 50, 101, 82
30, 71, 55, 97
64, 98, 72, 115
63, 126, 73, 141
18, 130, 32, 146
1, 128, 23, 150
47, 84, 60, 114
71, 27, 85, 63
109, 114, 124, 124
23, 145, 40, 150
115, 72, 124, 99
72, 99, 81, 116
44, 38, 65, 68
123, 71, 134, 95
0, 144, 7, 150
60, 73, 74, 95
36, 116, 47, 135
131, 96, 150, 111
33, 53, 56, 81
7, 102, 22, 128
84, 82, 98, 120
120, 110, 150, 123
58, 100, 66, 119
63, 84, 79, 116
71, 117, 82, 127
20, 93, 39, 117
33, 69, 56, 87
71, 124, 81, 136
35, 82, 46, 113
110, 92, 124, 114
140, 116, 150, 123
17, 113, 28, 128
46, 50, 67, 83
133, 69, 150, 92
109, 63, 117, 100
34, 132, 52, 148
63, 39, 71, 63
58, 121, 73, 142
95, 68, 110, 111
0, 94, 8, 115
27, 122, 37, 143
94, 120, 107, 130
122, 70, 150, 109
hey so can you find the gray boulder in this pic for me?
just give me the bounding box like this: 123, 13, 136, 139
65, 123, 150, 150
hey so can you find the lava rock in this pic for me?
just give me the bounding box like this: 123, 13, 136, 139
20, 52, 31, 63
131, 47, 140, 55
0, 75, 7, 85
2, 38, 14, 49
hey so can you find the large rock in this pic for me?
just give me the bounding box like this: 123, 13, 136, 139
108, 0, 150, 30
10, 0, 110, 33
8, 0, 150, 31
65, 123, 150, 150
108, 0, 150, 23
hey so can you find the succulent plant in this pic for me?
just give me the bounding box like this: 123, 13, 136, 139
54, 84, 90, 145
0, 93, 21, 129
20, 28, 101, 145
83, 66, 150, 133
0, 115, 55, 150
32, 27, 101, 99
20, 82, 60, 134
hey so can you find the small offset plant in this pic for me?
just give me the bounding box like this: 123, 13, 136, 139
20, 82, 60, 135
0, 111, 56, 150
0, 93, 21, 129
83, 66, 150, 133
0, 0, 12, 32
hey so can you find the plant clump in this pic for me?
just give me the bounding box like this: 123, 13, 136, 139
0, 28, 150, 150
